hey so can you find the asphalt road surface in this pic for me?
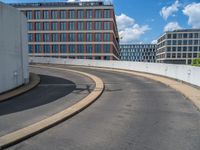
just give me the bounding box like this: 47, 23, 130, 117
0, 67, 94, 137
7, 65, 200, 150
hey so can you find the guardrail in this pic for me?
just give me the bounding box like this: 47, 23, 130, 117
29, 57, 200, 88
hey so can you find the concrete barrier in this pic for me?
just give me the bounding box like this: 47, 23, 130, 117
29, 57, 200, 88
0, 2, 29, 94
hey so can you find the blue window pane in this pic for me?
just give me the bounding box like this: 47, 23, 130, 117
60, 45, 67, 53
86, 45, 93, 53
69, 45, 75, 53
44, 45, 50, 53
52, 45, 58, 53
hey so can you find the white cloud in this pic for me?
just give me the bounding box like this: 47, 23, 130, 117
151, 40, 157, 44
164, 22, 182, 32
116, 13, 135, 31
116, 13, 150, 43
160, 0, 180, 20
183, 3, 200, 28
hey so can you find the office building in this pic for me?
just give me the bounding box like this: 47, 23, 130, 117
157, 29, 200, 64
12, 1, 120, 60
120, 44, 156, 62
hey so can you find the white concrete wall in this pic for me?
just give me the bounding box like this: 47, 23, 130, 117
0, 2, 29, 94
30, 57, 200, 87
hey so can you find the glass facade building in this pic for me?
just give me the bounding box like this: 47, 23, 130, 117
157, 29, 200, 64
120, 44, 156, 62
12, 1, 120, 60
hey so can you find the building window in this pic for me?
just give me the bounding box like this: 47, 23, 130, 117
60, 22, 66, 30
194, 40, 198, 45
104, 56, 110, 60
172, 47, 176, 51
69, 45, 75, 53
178, 34, 182, 38
172, 40, 177, 45
78, 33, 84, 41
44, 45, 50, 53
194, 33, 198, 38
173, 34, 177, 39
52, 33, 58, 42
28, 22, 33, 30
95, 22, 101, 30
95, 33, 101, 42
69, 33, 75, 41
69, 10, 75, 19
78, 10, 84, 19
86, 22, 92, 30
95, 10, 101, 18
77, 56, 84, 59
188, 40, 193, 45
60, 10, 66, 19
172, 53, 176, 58
78, 22, 84, 30
188, 47, 193, 51
167, 34, 171, 39
86, 10, 93, 18
183, 33, 187, 38
35, 22, 41, 30
35, 10, 41, 19
95, 44, 101, 53
44, 33, 50, 42
183, 47, 187, 51
178, 40, 182, 45
44, 22, 50, 30
52, 45, 58, 53
43, 10, 49, 19
104, 10, 110, 18
104, 44, 110, 53
52, 22, 58, 30
77, 45, 84, 53
104, 22, 110, 30
194, 46, 198, 51
28, 33, 33, 42
52, 10, 58, 19
69, 22, 75, 30
182, 53, 186, 58
35, 45, 42, 53
60, 33, 67, 42
60, 45, 67, 53
167, 47, 171, 51
183, 40, 187, 45
35, 33, 41, 42
104, 33, 110, 41
194, 53, 197, 58
28, 45, 33, 53
26, 11, 33, 19
86, 33, 92, 41
86, 45, 93, 53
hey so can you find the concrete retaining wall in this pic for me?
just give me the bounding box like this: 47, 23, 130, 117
30, 57, 200, 88
0, 2, 29, 94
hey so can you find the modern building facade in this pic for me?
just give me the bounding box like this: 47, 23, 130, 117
120, 44, 156, 62
12, 1, 120, 60
157, 29, 200, 64
0, 2, 29, 93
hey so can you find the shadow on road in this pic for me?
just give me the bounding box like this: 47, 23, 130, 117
0, 75, 77, 116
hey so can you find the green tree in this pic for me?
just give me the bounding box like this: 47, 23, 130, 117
192, 53, 200, 67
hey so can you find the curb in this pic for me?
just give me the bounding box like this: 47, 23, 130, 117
0, 65, 104, 149
0, 73, 40, 102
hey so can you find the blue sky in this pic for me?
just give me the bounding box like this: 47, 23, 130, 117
2, 0, 200, 43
